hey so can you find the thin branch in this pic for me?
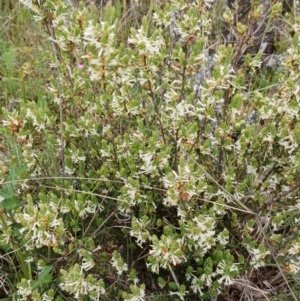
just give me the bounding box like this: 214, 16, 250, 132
48, 18, 65, 185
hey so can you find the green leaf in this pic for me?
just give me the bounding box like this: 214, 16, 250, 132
0, 163, 27, 210
31, 266, 53, 289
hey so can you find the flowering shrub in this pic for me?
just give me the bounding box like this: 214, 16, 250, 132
1, 0, 300, 300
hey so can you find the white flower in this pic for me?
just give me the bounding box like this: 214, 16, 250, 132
248, 247, 270, 268
217, 274, 233, 285
139, 151, 155, 174
190, 276, 204, 296
42, 292, 53, 301
216, 260, 238, 285
111, 252, 128, 275
130, 218, 150, 247
128, 28, 163, 56
288, 243, 300, 255
169, 291, 187, 301
286, 260, 300, 274
17, 280, 32, 300
81, 257, 95, 271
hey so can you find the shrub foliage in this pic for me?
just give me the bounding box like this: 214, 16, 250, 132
1, 0, 300, 300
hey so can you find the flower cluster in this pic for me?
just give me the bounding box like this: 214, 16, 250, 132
16, 194, 65, 250
60, 264, 105, 301
111, 250, 128, 275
